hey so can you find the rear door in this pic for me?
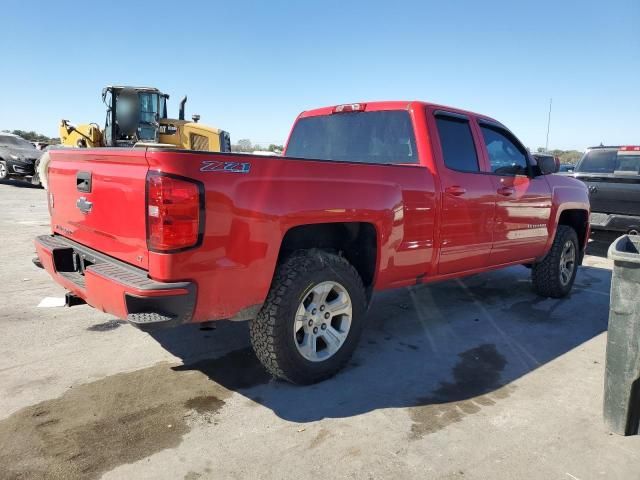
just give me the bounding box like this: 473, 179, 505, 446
477, 121, 552, 264
430, 110, 496, 275
48, 148, 150, 268
575, 148, 640, 217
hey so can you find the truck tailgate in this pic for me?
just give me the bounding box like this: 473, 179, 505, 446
47, 148, 150, 269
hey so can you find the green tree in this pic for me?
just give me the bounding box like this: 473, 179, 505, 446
232, 138, 253, 152
2, 129, 59, 144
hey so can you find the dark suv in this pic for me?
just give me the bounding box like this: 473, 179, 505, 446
0, 133, 43, 186
573, 145, 640, 234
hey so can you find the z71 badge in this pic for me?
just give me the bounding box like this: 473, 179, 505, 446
200, 160, 251, 173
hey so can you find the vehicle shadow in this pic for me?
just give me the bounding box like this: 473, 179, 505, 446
150, 263, 611, 423
0, 179, 42, 189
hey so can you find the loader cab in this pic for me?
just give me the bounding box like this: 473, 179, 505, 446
102, 86, 169, 147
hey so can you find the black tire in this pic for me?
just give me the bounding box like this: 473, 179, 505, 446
0, 160, 7, 180
250, 249, 367, 384
531, 225, 579, 298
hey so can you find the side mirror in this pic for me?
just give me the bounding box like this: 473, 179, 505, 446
537, 156, 559, 175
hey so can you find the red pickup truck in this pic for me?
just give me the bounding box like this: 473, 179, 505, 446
35, 101, 590, 384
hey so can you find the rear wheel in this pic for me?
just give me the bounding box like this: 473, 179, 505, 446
531, 225, 579, 298
250, 249, 367, 384
0, 161, 8, 180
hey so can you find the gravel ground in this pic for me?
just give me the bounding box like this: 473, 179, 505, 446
0, 178, 639, 480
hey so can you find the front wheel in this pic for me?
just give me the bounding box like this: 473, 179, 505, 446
531, 225, 579, 298
250, 249, 367, 384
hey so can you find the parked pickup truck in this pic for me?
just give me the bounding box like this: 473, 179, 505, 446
35, 101, 590, 384
571, 145, 640, 235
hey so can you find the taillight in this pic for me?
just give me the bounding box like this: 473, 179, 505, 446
620, 146, 640, 152
146, 172, 203, 252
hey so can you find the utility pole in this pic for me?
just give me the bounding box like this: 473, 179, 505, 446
545, 98, 552, 151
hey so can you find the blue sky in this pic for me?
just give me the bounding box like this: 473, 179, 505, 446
1, 0, 638, 150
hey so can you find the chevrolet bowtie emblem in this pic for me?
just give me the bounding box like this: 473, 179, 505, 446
76, 196, 93, 214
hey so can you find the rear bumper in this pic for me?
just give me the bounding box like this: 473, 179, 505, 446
590, 212, 640, 233
34, 234, 196, 331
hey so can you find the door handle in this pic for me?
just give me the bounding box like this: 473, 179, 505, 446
445, 185, 466, 196
497, 186, 514, 196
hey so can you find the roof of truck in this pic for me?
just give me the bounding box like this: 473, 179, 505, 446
298, 100, 502, 125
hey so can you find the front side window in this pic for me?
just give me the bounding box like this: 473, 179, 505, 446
286, 110, 418, 165
434, 115, 479, 172
481, 126, 529, 175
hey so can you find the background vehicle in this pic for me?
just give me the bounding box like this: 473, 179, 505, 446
59, 86, 232, 152
35, 101, 590, 384
572, 145, 640, 234
558, 164, 575, 173
0, 132, 43, 186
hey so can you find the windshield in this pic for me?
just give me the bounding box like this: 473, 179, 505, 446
578, 149, 640, 174
0, 135, 35, 149
286, 111, 418, 165
139, 93, 159, 124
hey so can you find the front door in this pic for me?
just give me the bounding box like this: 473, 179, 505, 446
477, 122, 552, 264
431, 111, 496, 275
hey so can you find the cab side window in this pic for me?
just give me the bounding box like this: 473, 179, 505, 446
480, 125, 529, 176
435, 115, 480, 173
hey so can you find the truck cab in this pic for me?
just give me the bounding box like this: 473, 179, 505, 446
573, 145, 640, 234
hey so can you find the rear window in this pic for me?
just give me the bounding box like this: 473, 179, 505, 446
285, 111, 418, 165
578, 149, 640, 174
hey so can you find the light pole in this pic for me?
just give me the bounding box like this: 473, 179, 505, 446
545, 98, 552, 151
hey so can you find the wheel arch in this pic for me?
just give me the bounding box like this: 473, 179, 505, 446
557, 208, 589, 254
277, 222, 379, 289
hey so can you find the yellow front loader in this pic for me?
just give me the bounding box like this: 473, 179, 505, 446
59, 86, 231, 152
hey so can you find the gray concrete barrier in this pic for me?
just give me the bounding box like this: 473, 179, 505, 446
604, 235, 640, 435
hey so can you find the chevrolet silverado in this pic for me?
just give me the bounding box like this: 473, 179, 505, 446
35, 101, 590, 384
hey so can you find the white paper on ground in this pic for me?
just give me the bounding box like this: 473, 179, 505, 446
37, 297, 66, 308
